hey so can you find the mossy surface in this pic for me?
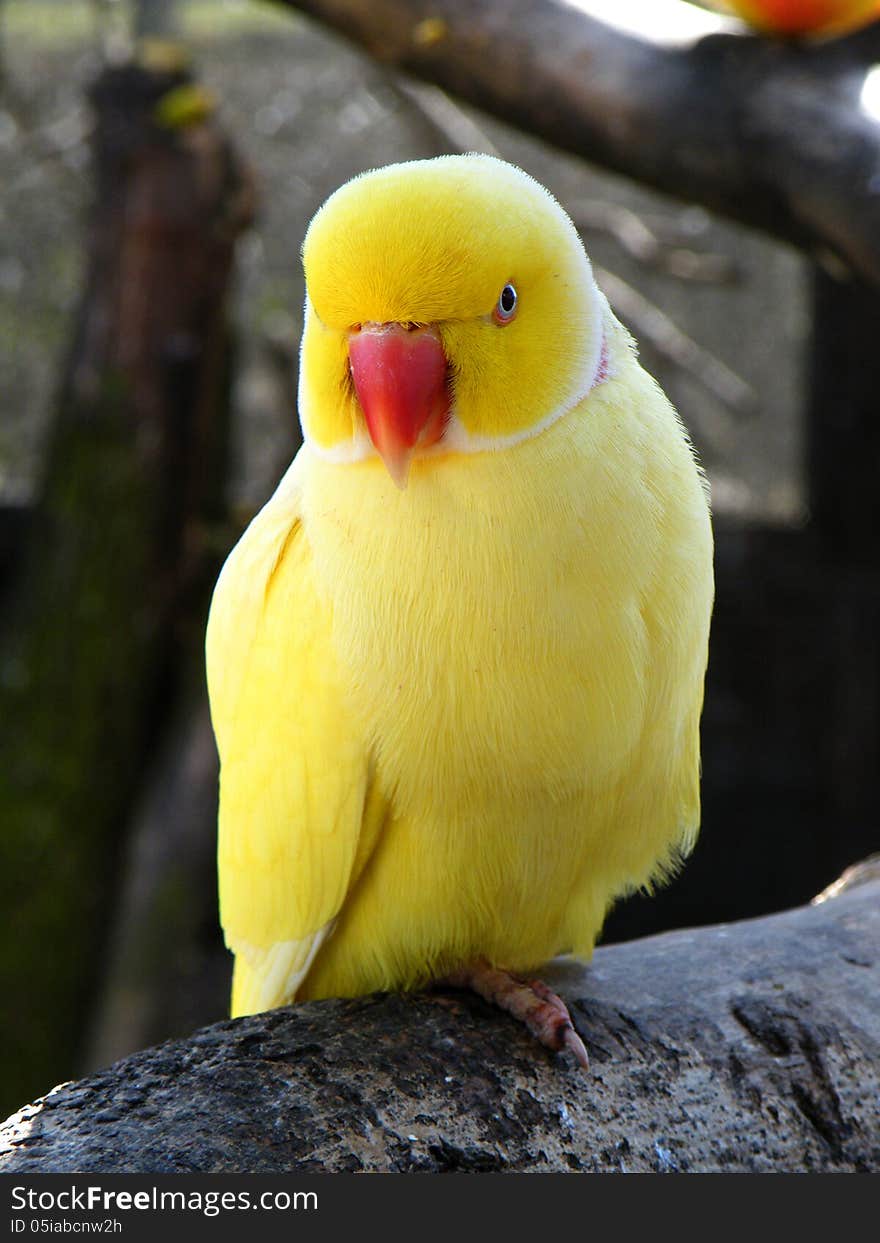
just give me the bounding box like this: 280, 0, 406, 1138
0, 385, 172, 1117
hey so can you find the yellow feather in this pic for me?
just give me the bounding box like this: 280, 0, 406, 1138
207, 155, 713, 1017
206, 460, 383, 1007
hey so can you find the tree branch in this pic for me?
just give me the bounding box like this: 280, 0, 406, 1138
264, 0, 880, 284
3, 872, 878, 1173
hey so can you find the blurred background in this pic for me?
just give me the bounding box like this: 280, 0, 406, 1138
1, 0, 877, 1120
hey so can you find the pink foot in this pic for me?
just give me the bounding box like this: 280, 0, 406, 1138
441, 961, 589, 1071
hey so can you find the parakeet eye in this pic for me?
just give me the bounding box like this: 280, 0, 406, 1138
492, 283, 518, 325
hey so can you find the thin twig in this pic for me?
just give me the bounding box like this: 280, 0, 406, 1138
572, 199, 739, 284
597, 266, 757, 415
394, 78, 502, 157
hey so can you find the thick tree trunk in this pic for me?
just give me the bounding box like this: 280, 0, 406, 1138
0, 54, 253, 1120
2, 870, 878, 1173
81, 699, 228, 1075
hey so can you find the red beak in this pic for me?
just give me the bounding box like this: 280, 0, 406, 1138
348, 323, 450, 488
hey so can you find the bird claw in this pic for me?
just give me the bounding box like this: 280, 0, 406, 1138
560, 1024, 590, 1072
523, 976, 590, 1071
442, 961, 590, 1071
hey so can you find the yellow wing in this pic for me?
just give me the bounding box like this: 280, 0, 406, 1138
206, 456, 382, 1017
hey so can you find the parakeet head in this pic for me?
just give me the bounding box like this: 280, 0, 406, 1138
299, 155, 607, 487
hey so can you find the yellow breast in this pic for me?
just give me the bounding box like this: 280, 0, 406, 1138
294, 320, 713, 998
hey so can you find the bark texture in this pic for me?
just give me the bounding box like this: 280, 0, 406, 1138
3, 874, 878, 1174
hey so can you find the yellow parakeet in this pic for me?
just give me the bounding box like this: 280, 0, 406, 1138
206, 155, 714, 1064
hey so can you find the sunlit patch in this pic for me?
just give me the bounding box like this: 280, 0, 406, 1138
860, 65, 880, 124
0, 1082, 69, 1152
560, 0, 736, 46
